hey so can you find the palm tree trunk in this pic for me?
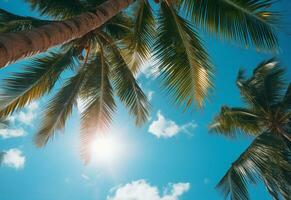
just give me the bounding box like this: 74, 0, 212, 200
0, 0, 133, 68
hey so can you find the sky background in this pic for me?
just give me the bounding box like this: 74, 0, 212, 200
0, 0, 290, 200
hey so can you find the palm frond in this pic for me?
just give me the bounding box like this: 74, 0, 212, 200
182, 0, 279, 52
25, 0, 85, 19
236, 59, 285, 109
103, 13, 133, 40
79, 50, 116, 163
35, 68, 86, 147
217, 132, 290, 200
122, 0, 155, 74
98, 31, 150, 125
0, 8, 52, 33
154, 1, 213, 108
281, 84, 291, 110
0, 118, 9, 129
0, 49, 77, 118
209, 106, 261, 138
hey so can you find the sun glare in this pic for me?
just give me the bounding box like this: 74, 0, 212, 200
90, 133, 126, 166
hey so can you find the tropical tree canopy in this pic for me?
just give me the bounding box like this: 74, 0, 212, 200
0, 0, 282, 163
209, 59, 291, 200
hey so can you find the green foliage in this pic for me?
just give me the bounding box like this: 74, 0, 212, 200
209, 107, 261, 137
0, 8, 51, 33
79, 51, 116, 163
217, 132, 290, 200
237, 59, 286, 109
105, 33, 150, 126
182, 0, 280, 52
154, 1, 213, 108
0, 49, 77, 118
0, 0, 283, 164
210, 59, 291, 200
123, 0, 156, 73
35, 67, 86, 147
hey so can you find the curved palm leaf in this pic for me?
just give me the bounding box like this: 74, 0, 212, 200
237, 59, 285, 109
98, 31, 150, 125
122, 0, 155, 74
103, 13, 132, 40
154, 1, 213, 108
209, 106, 261, 138
79, 50, 116, 163
35, 67, 86, 147
182, 0, 279, 52
217, 132, 290, 200
0, 49, 77, 118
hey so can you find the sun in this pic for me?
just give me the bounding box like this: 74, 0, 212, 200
90, 133, 125, 166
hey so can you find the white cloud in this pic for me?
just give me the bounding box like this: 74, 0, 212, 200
0, 148, 25, 169
0, 102, 39, 139
148, 111, 197, 138
136, 60, 160, 79
10, 101, 39, 126
0, 128, 26, 139
107, 180, 190, 200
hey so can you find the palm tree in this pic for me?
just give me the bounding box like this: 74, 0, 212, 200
0, 0, 280, 67
0, 0, 281, 162
209, 59, 291, 200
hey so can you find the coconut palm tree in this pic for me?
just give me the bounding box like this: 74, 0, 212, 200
209, 59, 291, 200
0, 0, 281, 162
0, 0, 280, 67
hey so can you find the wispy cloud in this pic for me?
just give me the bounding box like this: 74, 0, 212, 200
0, 148, 25, 169
0, 101, 39, 139
148, 111, 197, 138
136, 60, 160, 79
0, 128, 26, 139
9, 101, 39, 126
107, 180, 190, 200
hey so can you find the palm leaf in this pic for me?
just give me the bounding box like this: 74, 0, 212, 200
122, 0, 155, 74
182, 0, 279, 52
217, 132, 290, 200
98, 31, 150, 125
0, 8, 52, 33
0, 49, 76, 118
0, 118, 9, 129
79, 50, 116, 163
35, 68, 86, 147
25, 0, 85, 19
103, 13, 133, 40
281, 84, 291, 110
237, 59, 285, 109
209, 106, 261, 138
154, 1, 213, 108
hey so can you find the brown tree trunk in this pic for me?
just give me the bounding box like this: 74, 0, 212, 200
0, 0, 133, 68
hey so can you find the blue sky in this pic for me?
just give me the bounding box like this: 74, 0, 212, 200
0, 0, 290, 200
